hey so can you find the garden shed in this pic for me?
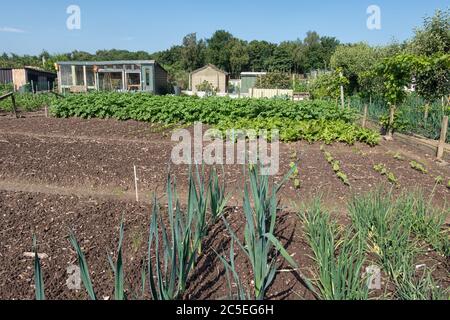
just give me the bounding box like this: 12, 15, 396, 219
240, 72, 266, 94
0, 67, 57, 92
55, 60, 169, 94
189, 64, 229, 93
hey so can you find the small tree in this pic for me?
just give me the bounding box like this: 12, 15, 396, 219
375, 54, 423, 139
415, 54, 450, 106
196, 80, 217, 96
310, 68, 349, 103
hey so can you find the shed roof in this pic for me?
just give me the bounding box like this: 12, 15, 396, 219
190, 64, 229, 76
56, 60, 157, 66
241, 72, 267, 76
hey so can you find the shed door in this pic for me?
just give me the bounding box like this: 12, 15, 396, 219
142, 66, 153, 92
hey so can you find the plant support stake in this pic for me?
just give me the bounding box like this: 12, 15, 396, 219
134, 165, 139, 202
437, 116, 448, 161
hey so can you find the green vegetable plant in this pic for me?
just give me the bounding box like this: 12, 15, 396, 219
299, 199, 368, 300
410, 161, 428, 174
222, 164, 314, 300
321, 149, 350, 186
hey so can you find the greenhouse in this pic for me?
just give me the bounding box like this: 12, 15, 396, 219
55, 60, 169, 94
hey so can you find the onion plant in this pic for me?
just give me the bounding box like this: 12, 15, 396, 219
348, 188, 447, 299
300, 199, 368, 300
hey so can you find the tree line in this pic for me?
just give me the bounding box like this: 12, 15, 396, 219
0, 8, 448, 96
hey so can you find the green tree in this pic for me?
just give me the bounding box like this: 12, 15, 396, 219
229, 39, 249, 78
330, 43, 378, 94
181, 33, 206, 72
376, 54, 424, 138
206, 30, 235, 72
408, 9, 450, 56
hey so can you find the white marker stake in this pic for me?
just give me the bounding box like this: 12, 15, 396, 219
44, 106, 48, 118
134, 165, 139, 202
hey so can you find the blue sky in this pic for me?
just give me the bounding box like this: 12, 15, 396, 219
0, 0, 448, 55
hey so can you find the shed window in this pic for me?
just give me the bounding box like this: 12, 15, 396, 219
60, 65, 72, 86
86, 66, 95, 87
75, 66, 84, 86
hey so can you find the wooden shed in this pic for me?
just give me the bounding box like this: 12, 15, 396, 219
189, 64, 229, 94
0, 67, 56, 92
55, 60, 169, 94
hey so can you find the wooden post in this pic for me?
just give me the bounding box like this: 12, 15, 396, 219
340, 72, 345, 109
386, 104, 396, 140
134, 165, 139, 202
437, 116, 448, 160
11, 94, 18, 119
362, 104, 368, 128
30, 80, 35, 94
424, 103, 429, 122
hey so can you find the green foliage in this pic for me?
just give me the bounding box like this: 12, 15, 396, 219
408, 9, 450, 57
216, 118, 379, 146
222, 164, 313, 300
410, 161, 428, 174
33, 236, 45, 300
414, 54, 450, 103
195, 80, 217, 95
375, 54, 424, 106
348, 189, 448, 299
107, 220, 125, 300
299, 199, 368, 300
254, 72, 292, 89
310, 69, 349, 100
69, 232, 97, 300
0, 93, 55, 111
330, 43, 379, 93
51, 93, 379, 145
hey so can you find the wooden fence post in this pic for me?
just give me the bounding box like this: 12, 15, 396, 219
362, 104, 368, 128
424, 103, 429, 122
437, 116, 448, 160
340, 72, 345, 109
11, 93, 18, 119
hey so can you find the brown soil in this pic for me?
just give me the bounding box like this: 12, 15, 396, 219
0, 114, 449, 300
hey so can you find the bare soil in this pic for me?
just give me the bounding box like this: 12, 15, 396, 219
0, 114, 448, 300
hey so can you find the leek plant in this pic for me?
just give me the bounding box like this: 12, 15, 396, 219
69, 232, 97, 300
223, 164, 313, 300
300, 199, 368, 300
33, 236, 45, 300
147, 174, 201, 300
215, 239, 251, 300
209, 166, 228, 223
107, 220, 125, 300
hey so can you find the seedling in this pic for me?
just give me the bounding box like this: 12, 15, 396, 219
410, 161, 427, 174
387, 172, 398, 185
393, 153, 404, 161
294, 178, 301, 189
434, 176, 443, 185
337, 172, 350, 186
332, 161, 340, 173
373, 164, 387, 175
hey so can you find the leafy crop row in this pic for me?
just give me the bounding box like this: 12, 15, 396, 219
50, 92, 379, 145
